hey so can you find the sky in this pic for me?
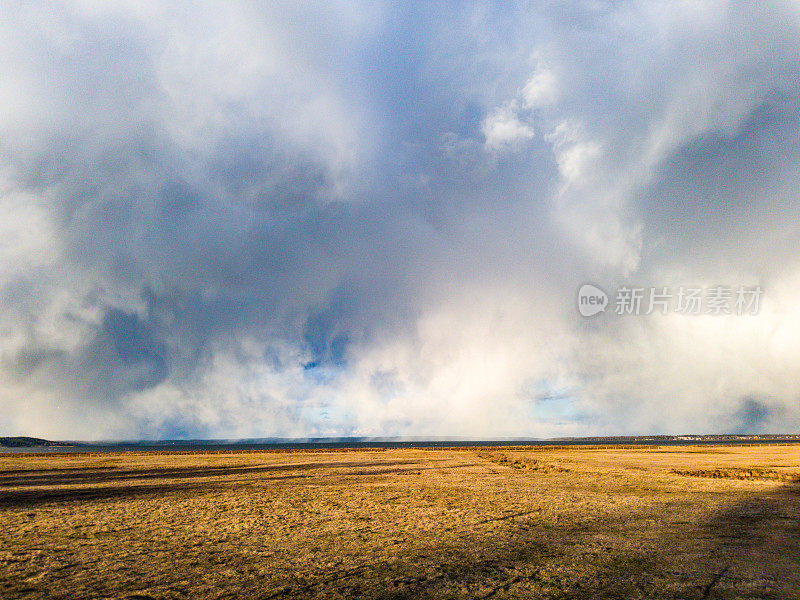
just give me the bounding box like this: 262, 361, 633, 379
1, 1, 799, 440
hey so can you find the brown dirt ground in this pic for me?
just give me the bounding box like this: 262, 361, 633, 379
1, 444, 799, 599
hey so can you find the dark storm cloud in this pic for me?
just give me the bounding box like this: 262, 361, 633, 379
99, 309, 167, 391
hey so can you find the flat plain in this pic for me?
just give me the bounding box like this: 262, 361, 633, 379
1, 444, 799, 599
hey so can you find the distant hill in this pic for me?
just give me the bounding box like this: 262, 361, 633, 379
0, 437, 75, 448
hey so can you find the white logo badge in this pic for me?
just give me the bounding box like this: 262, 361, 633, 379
578, 284, 608, 317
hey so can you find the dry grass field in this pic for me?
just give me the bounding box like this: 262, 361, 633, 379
1, 444, 799, 599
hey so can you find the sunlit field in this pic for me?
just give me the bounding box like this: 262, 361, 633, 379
1, 444, 799, 599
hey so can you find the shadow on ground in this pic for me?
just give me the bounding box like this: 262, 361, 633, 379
0, 459, 435, 509
264, 483, 800, 599
0, 459, 422, 487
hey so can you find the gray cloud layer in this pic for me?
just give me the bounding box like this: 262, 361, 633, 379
1, 1, 799, 439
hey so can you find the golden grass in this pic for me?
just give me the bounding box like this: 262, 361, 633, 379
1, 444, 799, 599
